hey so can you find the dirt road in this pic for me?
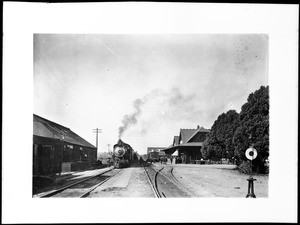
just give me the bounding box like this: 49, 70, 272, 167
166, 164, 268, 197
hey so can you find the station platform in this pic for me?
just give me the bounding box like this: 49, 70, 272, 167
33, 166, 113, 197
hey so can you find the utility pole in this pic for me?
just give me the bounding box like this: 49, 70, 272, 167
107, 144, 111, 152
93, 128, 102, 153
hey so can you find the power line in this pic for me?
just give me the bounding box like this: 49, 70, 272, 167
93, 128, 102, 150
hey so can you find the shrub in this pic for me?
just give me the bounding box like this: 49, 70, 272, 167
237, 161, 252, 174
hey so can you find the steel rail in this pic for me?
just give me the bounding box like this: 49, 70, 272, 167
169, 167, 196, 197
80, 169, 121, 198
154, 167, 164, 198
143, 163, 160, 198
39, 167, 114, 198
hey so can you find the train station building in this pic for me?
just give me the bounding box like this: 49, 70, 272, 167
33, 114, 97, 176
163, 125, 210, 163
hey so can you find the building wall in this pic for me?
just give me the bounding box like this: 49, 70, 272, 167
33, 135, 97, 175
147, 147, 166, 160
148, 151, 159, 160
62, 144, 97, 163
178, 146, 203, 163
33, 135, 63, 175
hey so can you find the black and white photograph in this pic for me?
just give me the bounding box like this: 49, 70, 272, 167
32, 33, 269, 199
2, 2, 298, 223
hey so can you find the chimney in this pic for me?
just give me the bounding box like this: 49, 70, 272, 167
197, 125, 200, 129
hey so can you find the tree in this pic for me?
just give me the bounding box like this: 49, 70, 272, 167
201, 138, 214, 159
233, 86, 269, 173
204, 110, 240, 159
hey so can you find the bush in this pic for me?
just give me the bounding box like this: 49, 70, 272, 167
238, 160, 268, 174
237, 161, 252, 174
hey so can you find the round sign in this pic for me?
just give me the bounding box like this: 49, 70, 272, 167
245, 147, 258, 160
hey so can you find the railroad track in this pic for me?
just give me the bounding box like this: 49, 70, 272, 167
154, 167, 165, 198
39, 168, 121, 198
143, 163, 161, 198
169, 167, 196, 197
144, 163, 192, 198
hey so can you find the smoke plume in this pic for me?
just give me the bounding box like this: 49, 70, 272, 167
118, 87, 199, 138
118, 98, 146, 138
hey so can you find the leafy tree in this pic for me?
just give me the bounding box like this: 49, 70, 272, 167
204, 110, 240, 159
233, 86, 269, 173
201, 138, 215, 159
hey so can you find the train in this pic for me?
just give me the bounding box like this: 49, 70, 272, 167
112, 139, 137, 168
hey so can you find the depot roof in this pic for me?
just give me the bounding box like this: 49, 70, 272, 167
163, 126, 209, 154
33, 114, 96, 149
180, 129, 198, 144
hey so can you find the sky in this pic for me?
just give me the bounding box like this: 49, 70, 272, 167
34, 34, 268, 155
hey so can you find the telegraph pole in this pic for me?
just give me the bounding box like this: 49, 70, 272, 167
93, 128, 102, 153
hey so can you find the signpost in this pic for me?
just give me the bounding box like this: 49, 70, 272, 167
245, 146, 257, 198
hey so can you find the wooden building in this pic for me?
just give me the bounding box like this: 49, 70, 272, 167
163, 125, 210, 163
147, 147, 166, 161
33, 114, 97, 176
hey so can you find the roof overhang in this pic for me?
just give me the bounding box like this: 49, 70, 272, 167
162, 142, 203, 154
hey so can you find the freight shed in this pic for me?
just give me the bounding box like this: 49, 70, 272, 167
33, 114, 97, 176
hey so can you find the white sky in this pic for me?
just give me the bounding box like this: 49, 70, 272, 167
34, 34, 268, 155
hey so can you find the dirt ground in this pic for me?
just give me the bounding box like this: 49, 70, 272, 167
169, 164, 268, 198
35, 163, 268, 198
88, 165, 155, 197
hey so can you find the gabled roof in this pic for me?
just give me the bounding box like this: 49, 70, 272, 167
33, 114, 96, 149
173, 136, 179, 146
178, 126, 210, 144
163, 126, 210, 154
179, 129, 198, 144
186, 126, 210, 143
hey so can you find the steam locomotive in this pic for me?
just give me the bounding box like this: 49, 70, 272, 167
112, 139, 134, 168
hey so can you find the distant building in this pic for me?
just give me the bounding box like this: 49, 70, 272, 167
158, 150, 166, 157
33, 114, 97, 175
163, 125, 210, 163
147, 147, 166, 160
